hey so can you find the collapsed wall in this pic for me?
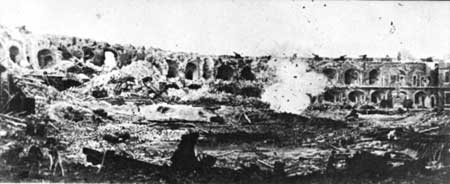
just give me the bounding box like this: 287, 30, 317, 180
0, 25, 273, 81
2, 26, 270, 78
2, 25, 447, 113
0, 26, 282, 116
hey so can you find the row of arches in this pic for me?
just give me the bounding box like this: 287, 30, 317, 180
336, 68, 383, 85
323, 67, 426, 86
165, 60, 255, 81
1, 38, 117, 69
1, 42, 258, 78
0, 41, 57, 69
323, 89, 437, 108
413, 91, 436, 108
322, 68, 365, 85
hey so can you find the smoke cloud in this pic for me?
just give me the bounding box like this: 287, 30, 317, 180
261, 58, 328, 114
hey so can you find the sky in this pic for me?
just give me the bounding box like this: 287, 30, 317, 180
0, 0, 449, 58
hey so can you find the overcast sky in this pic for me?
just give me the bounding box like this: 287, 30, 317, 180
0, 0, 449, 58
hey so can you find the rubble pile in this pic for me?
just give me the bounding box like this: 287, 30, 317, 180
81, 60, 164, 98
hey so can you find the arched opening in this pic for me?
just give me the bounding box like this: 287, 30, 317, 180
82, 46, 95, 61
92, 47, 105, 66
348, 91, 365, 103
430, 95, 436, 108
104, 51, 117, 69
398, 70, 406, 85
414, 91, 426, 108
37, 49, 54, 68
344, 69, 360, 85
371, 90, 385, 104
136, 47, 146, 61
393, 91, 407, 99
322, 68, 337, 80
9, 45, 20, 63
166, 59, 179, 78
391, 90, 407, 107
420, 77, 426, 87
369, 69, 380, 85
185, 62, 198, 80
240, 66, 255, 80
413, 75, 419, 86
216, 65, 233, 80
58, 45, 73, 60
323, 89, 340, 102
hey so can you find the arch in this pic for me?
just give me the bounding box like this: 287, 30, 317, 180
398, 70, 406, 85
216, 65, 234, 80
58, 45, 72, 60
82, 46, 95, 61
414, 91, 426, 107
391, 90, 408, 107
371, 90, 385, 103
344, 69, 360, 85
323, 89, 340, 102
368, 69, 380, 85
348, 90, 365, 103
185, 62, 198, 80
322, 68, 337, 80
104, 51, 117, 69
394, 90, 408, 99
9, 45, 20, 63
420, 76, 426, 87
430, 95, 436, 108
166, 59, 179, 78
92, 47, 105, 66
413, 75, 418, 86
240, 66, 255, 80
37, 49, 54, 68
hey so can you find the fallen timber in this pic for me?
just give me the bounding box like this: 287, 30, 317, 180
82, 147, 162, 170
0, 113, 27, 127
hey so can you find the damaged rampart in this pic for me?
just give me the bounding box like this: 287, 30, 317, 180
2, 25, 450, 111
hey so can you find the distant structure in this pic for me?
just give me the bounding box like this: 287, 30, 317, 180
1, 25, 450, 110
309, 56, 450, 109
0, 25, 264, 82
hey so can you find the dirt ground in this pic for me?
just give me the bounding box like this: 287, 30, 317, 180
1, 97, 450, 183
0, 58, 449, 183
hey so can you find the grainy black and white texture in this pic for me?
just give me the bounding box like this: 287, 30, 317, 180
0, 1, 450, 183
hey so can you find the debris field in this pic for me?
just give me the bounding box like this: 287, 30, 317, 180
0, 26, 449, 183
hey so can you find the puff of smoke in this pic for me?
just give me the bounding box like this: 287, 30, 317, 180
261, 58, 327, 114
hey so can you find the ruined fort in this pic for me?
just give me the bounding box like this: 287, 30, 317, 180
1, 22, 450, 183
1, 25, 450, 111
310, 57, 450, 110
